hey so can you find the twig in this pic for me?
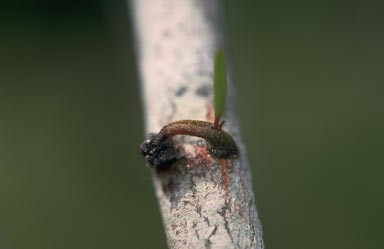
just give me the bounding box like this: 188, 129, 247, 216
130, 0, 264, 248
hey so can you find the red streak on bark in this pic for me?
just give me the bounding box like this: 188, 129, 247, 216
237, 203, 243, 218
220, 159, 232, 209
187, 143, 214, 169
189, 144, 218, 187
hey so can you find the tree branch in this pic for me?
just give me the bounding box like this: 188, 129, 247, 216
129, 0, 264, 248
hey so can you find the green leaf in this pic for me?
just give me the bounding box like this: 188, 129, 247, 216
214, 48, 227, 122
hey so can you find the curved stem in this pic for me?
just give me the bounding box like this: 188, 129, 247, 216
158, 120, 238, 158
140, 120, 238, 169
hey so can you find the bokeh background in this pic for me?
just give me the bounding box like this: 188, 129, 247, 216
1, 1, 383, 249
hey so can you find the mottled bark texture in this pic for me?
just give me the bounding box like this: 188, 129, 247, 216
130, 0, 264, 248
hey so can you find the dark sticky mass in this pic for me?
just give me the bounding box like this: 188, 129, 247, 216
139, 133, 178, 170
195, 84, 212, 97
175, 86, 187, 97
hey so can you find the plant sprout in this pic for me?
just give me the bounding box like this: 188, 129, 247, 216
140, 48, 237, 169
213, 48, 227, 130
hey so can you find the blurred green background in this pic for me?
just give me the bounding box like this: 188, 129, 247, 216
1, 1, 383, 249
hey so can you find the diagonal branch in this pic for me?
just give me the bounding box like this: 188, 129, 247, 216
129, 0, 264, 248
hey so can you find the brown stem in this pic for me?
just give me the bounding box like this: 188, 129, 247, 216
140, 120, 238, 168
159, 120, 237, 157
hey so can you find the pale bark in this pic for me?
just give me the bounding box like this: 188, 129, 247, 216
129, 0, 264, 248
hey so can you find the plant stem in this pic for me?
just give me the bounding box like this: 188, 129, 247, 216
159, 120, 237, 158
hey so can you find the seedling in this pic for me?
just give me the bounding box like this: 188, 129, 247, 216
140, 49, 238, 169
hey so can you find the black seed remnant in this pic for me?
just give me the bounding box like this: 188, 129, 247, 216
175, 86, 187, 97
140, 133, 178, 170
195, 84, 212, 97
